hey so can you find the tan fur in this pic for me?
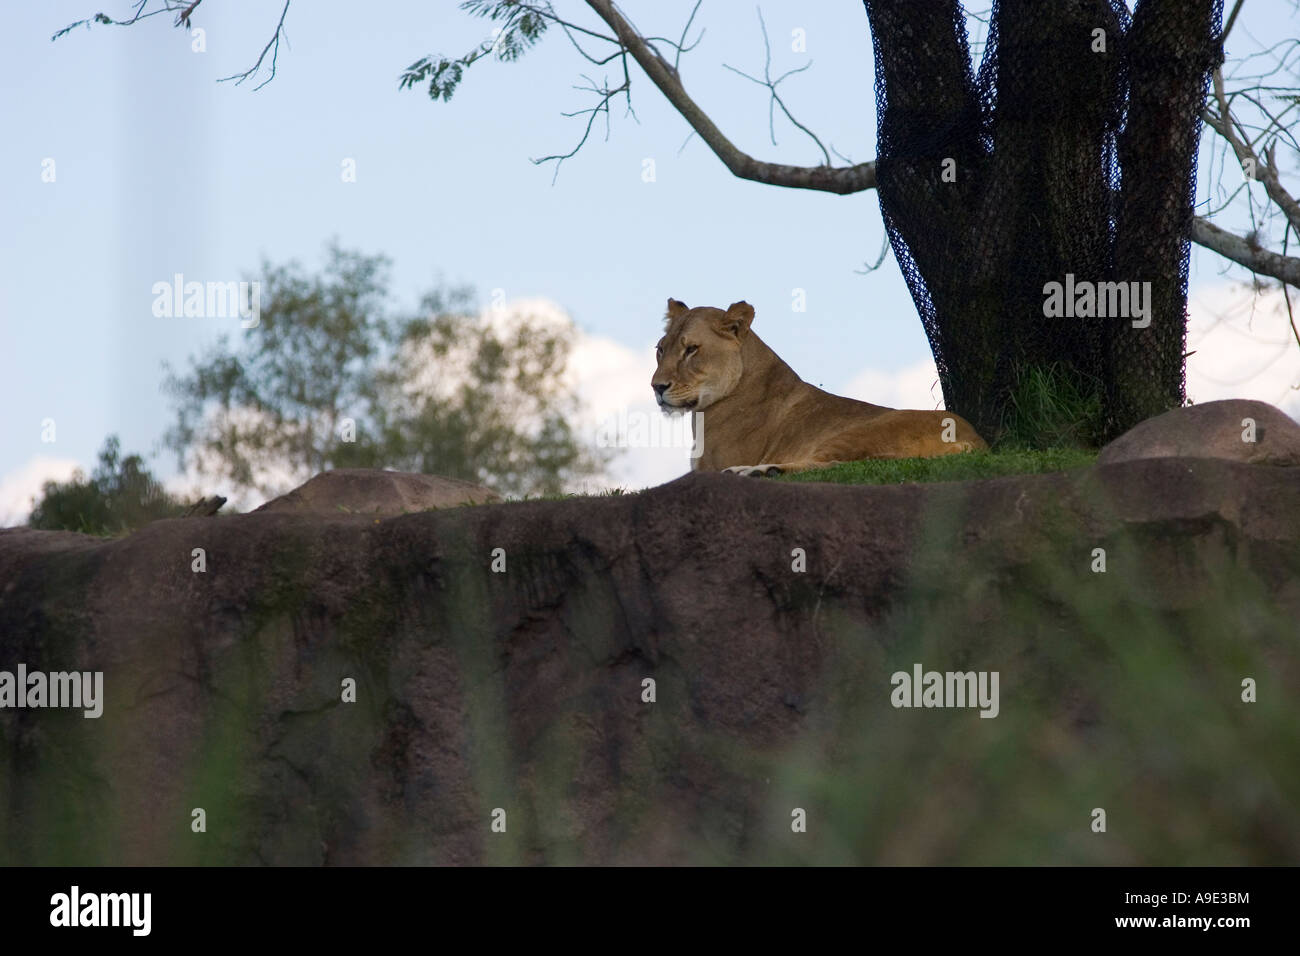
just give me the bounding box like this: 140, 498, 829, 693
651, 299, 988, 475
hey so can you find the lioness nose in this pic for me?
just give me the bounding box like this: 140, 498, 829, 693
653, 383, 670, 398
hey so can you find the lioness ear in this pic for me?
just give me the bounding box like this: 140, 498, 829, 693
719, 300, 755, 338
665, 298, 690, 327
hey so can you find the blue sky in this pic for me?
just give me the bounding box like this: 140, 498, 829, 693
2, 1, 1298, 517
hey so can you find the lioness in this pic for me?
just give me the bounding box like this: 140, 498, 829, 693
651, 298, 988, 475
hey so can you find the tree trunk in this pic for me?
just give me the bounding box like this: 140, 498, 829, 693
1111, 0, 1223, 433
863, 0, 1222, 445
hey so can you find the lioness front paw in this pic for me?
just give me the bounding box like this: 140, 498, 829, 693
722, 464, 784, 477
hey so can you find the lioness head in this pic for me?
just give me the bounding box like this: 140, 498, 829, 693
651, 298, 755, 413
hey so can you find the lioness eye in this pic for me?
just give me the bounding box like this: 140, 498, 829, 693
684, 345, 698, 357
655, 346, 663, 359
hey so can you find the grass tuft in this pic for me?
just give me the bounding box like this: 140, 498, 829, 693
997, 361, 1106, 450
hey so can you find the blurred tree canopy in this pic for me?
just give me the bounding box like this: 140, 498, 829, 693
29, 243, 603, 534
28, 436, 183, 535
162, 242, 608, 500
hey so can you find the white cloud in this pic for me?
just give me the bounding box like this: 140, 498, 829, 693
566, 322, 693, 491
399, 297, 577, 407
391, 296, 687, 491
841, 357, 945, 410
1186, 282, 1300, 419
472, 298, 690, 490
152, 298, 685, 501
0, 456, 82, 527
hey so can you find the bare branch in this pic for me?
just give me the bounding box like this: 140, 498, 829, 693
854, 232, 893, 275
1191, 216, 1300, 286
1203, 68, 1300, 233
582, 0, 875, 194
1220, 0, 1246, 44
52, 0, 188, 41
721, 8, 831, 166
218, 0, 292, 91
1283, 278, 1300, 351
1227, 93, 1300, 160
554, 18, 623, 66
531, 76, 633, 183
174, 0, 202, 28
673, 0, 705, 73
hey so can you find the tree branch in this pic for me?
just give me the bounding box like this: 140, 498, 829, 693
1203, 68, 1300, 234
58, 0, 1300, 290
582, 0, 875, 193
721, 8, 831, 166
582, 0, 1299, 285
1191, 216, 1300, 286
218, 0, 292, 90
531, 74, 634, 183
52, 0, 190, 41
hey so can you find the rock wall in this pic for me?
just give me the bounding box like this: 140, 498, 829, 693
1, 458, 1298, 864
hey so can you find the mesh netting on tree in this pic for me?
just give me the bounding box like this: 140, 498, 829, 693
864, 0, 1223, 445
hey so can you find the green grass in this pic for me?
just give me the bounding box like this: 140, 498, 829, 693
774, 447, 1098, 485
499, 486, 636, 504
997, 361, 1108, 449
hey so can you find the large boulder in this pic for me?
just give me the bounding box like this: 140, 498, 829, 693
1, 459, 1298, 865
254, 468, 500, 516
1097, 398, 1300, 467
